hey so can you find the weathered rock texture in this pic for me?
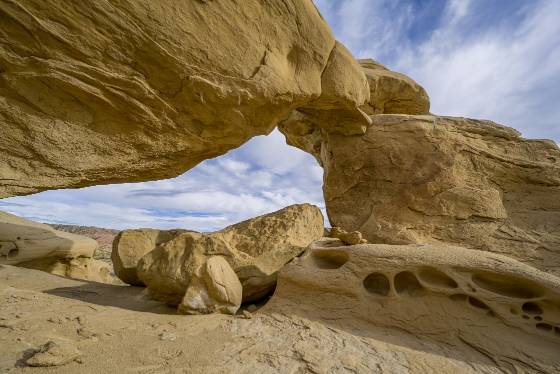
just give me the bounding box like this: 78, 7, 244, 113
111, 228, 189, 286
0, 0, 368, 198
0, 211, 96, 264
2, 264, 525, 373
179, 256, 242, 315
135, 204, 324, 306
279, 57, 429, 165
0, 211, 115, 283
358, 59, 430, 115
19, 256, 114, 285
328, 226, 367, 245
266, 239, 560, 373
320, 115, 560, 274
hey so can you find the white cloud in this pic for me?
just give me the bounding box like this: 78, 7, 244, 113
317, 0, 560, 142
0, 130, 326, 231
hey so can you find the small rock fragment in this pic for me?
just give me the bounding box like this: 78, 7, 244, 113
329, 227, 367, 245
25, 341, 81, 367
159, 332, 177, 342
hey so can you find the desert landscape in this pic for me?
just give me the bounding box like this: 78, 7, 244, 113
1, 0, 559, 373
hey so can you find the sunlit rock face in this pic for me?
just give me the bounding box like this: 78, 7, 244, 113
0, 0, 368, 198
114, 204, 324, 305
358, 58, 430, 115
280, 57, 560, 274
321, 115, 560, 274
266, 239, 560, 373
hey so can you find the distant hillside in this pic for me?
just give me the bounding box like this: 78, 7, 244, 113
48, 224, 119, 264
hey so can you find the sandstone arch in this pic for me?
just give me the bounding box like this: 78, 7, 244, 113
0, 0, 368, 198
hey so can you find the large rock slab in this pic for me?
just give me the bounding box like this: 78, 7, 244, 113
0, 0, 369, 198
321, 115, 560, 274
266, 239, 560, 373
111, 228, 189, 286
0, 211, 97, 264
0, 211, 117, 283
19, 256, 115, 285
134, 204, 324, 306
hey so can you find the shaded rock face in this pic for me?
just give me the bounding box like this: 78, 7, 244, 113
0, 211, 116, 283
19, 256, 115, 285
266, 239, 560, 373
321, 115, 560, 274
131, 204, 324, 306
179, 256, 242, 315
0, 0, 368, 198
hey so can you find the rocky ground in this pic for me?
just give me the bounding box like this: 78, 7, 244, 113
0, 264, 522, 374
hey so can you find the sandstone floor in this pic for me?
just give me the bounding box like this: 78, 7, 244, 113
0, 264, 532, 374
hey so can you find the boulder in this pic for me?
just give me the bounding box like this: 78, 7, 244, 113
0, 0, 368, 198
111, 228, 189, 286
135, 204, 324, 306
0, 211, 97, 265
328, 226, 367, 245
265, 239, 560, 373
358, 59, 430, 115
179, 256, 242, 315
320, 115, 560, 274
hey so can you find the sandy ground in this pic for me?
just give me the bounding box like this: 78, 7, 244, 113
0, 264, 538, 374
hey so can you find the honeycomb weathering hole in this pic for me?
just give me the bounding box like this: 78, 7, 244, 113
450, 294, 468, 302
468, 296, 490, 310
471, 272, 545, 299
417, 267, 458, 289
394, 271, 423, 296
363, 272, 390, 296
522, 302, 543, 315
7, 248, 19, 259
536, 323, 553, 332
311, 250, 349, 269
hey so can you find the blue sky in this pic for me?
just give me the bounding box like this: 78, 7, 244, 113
1, 0, 559, 230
